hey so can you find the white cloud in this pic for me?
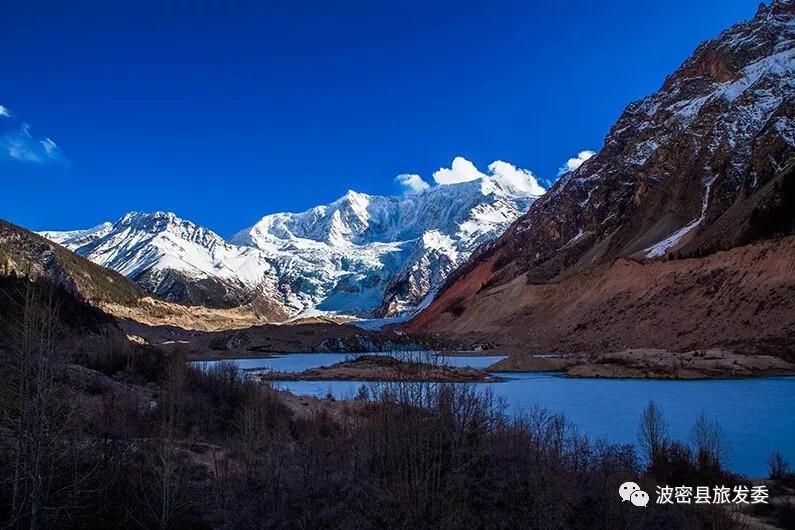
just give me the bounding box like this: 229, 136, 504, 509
558, 150, 595, 176
395, 173, 430, 194
488, 160, 545, 196
404, 156, 545, 197
6, 123, 40, 162
0, 105, 9, 118
432, 156, 487, 185
2, 121, 66, 164
40, 138, 59, 157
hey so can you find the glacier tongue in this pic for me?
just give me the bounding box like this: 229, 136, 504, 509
40, 174, 543, 319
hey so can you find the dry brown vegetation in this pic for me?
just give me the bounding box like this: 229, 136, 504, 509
2, 275, 785, 529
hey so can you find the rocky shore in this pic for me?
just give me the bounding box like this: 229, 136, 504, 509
488, 349, 795, 379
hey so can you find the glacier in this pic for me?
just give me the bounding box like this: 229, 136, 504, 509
40, 172, 544, 320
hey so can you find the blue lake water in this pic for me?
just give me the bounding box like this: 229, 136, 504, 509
196, 354, 795, 477
195, 352, 504, 372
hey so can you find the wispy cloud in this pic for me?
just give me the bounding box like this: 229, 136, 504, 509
0, 104, 66, 165
395, 173, 431, 194
558, 150, 595, 176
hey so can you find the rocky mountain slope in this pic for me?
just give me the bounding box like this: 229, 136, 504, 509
42, 211, 287, 319
42, 173, 542, 319
2, 218, 306, 330
407, 0, 795, 356
0, 219, 144, 305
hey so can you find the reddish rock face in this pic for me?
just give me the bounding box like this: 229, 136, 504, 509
408, 0, 795, 352
668, 46, 735, 86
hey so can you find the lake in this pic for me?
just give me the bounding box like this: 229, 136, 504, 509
196, 353, 795, 477
195, 352, 504, 372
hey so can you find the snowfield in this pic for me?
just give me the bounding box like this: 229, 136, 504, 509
41, 173, 543, 319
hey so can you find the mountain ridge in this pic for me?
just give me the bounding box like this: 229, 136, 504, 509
0, 218, 145, 306
40, 171, 544, 320
406, 0, 795, 354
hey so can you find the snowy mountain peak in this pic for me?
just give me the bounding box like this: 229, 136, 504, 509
39, 210, 284, 310
114, 211, 227, 249
43, 174, 544, 319
340, 189, 370, 201
228, 177, 542, 317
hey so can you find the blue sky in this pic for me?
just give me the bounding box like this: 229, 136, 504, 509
1, 0, 759, 236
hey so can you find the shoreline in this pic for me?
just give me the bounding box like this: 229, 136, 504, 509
188, 347, 795, 381
252, 355, 505, 383
186, 349, 505, 363
486, 348, 795, 380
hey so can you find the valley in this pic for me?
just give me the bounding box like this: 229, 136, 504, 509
2, 1, 795, 528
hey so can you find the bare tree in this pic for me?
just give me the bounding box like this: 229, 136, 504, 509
638, 400, 667, 466
691, 411, 727, 471
768, 450, 790, 479
0, 280, 82, 529
137, 354, 190, 530
234, 378, 286, 481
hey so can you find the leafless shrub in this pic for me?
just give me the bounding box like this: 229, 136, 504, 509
638, 400, 668, 467
768, 450, 790, 480
0, 280, 92, 528
690, 410, 728, 473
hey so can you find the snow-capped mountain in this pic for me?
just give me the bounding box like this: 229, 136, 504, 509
42, 212, 286, 316
408, 0, 795, 350
42, 172, 543, 319
40, 222, 113, 249
433, 0, 795, 290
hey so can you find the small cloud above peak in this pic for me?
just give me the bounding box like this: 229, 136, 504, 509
395, 173, 431, 194
488, 160, 545, 196
558, 150, 596, 176
433, 156, 487, 185
399, 156, 544, 197
0, 105, 10, 118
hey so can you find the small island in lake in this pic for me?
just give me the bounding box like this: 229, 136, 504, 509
254, 354, 504, 383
